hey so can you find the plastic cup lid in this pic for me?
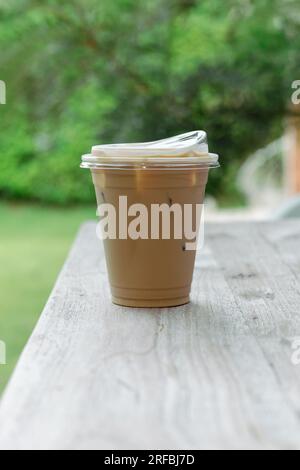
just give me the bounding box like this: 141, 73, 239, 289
81, 131, 220, 169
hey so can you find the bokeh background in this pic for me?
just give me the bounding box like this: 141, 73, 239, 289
0, 0, 299, 391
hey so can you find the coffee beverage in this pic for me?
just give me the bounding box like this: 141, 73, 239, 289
81, 131, 219, 307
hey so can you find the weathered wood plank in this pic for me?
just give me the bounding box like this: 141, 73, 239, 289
0, 221, 300, 450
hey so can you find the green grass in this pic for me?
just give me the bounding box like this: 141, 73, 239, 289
0, 202, 95, 393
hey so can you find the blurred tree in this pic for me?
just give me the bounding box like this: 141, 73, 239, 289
0, 0, 299, 204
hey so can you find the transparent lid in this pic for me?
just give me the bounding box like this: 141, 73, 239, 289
81, 131, 219, 169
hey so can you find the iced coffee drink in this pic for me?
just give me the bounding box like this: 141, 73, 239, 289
81, 131, 219, 308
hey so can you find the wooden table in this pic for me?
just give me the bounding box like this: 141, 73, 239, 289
0, 221, 300, 450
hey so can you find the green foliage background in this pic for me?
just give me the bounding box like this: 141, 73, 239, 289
0, 0, 299, 205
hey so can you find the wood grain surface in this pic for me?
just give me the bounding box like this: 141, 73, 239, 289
0, 221, 300, 450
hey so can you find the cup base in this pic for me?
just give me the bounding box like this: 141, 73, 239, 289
112, 296, 190, 308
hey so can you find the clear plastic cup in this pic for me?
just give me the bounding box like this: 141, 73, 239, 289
81, 132, 219, 307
